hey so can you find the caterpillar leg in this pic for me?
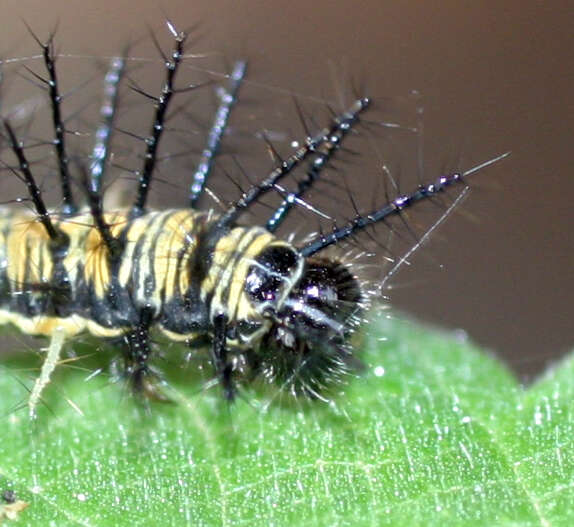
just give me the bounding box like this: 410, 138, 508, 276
28, 327, 66, 419
211, 315, 236, 401
121, 320, 171, 403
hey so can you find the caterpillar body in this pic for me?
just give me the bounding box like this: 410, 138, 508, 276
0, 23, 507, 415
0, 204, 361, 404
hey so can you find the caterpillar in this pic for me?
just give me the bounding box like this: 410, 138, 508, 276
0, 22, 507, 416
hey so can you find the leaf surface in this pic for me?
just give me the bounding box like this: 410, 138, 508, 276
0, 315, 572, 526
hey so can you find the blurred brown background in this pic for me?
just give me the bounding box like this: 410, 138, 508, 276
0, 0, 572, 381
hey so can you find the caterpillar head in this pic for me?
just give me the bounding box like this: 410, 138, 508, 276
243, 245, 363, 398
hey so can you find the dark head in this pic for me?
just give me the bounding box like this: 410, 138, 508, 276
243, 244, 363, 398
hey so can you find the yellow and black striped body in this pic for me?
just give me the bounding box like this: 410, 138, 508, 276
0, 208, 298, 346
0, 31, 373, 406
2, 28, 490, 407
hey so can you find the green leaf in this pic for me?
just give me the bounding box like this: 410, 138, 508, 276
0, 315, 572, 526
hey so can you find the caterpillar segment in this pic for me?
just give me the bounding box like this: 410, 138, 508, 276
0, 23, 508, 415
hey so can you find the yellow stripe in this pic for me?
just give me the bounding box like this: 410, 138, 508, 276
201, 227, 245, 304
227, 231, 276, 321
135, 210, 169, 306
118, 210, 148, 289
206, 228, 258, 318
7, 217, 53, 290
0, 309, 86, 337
